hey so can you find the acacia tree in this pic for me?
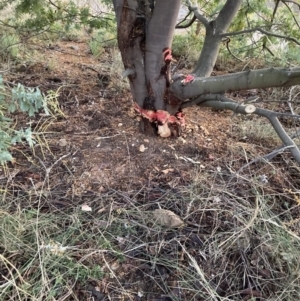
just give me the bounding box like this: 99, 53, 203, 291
112, 0, 300, 163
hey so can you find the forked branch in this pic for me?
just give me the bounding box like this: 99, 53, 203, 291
186, 0, 209, 28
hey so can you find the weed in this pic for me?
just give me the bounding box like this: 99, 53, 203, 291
0, 76, 63, 164
88, 27, 117, 58
0, 205, 108, 300
0, 33, 20, 59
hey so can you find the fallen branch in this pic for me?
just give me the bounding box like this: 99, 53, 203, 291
182, 94, 300, 163
171, 67, 300, 100
231, 145, 294, 179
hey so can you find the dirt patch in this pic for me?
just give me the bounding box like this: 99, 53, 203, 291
7, 41, 241, 189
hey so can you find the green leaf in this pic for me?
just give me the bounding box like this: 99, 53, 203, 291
0, 151, 13, 164
24, 127, 35, 147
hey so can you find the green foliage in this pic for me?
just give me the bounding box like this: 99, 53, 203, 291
0, 0, 113, 61
88, 26, 117, 57
0, 33, 20, 59
46, 256, 104, 286
11, 83, 48, 116
189, 0, 300, 65
225, 0, 300, 64
0, 0, 109, 32
172, 32, 204, 66
0, 75, 49, 164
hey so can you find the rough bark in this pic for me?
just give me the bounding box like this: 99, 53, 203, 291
112, 0, 147, 106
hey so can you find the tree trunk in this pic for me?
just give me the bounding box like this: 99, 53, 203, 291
145, 0, 181, 110
112, 0, 148, 107
113, 0, 182, 137
193, 0, 242, 77
112, 0, 300, 143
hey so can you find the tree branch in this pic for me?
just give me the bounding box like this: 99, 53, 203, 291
175, 11, 197, 29
282, 1, 300, 30
261, 0, 279, 50
171, 67, 300, 100
228, 144, 294, 180
224, 38, 244, 62
186, 0, 209, 28
192, 0, 242, 77
215, 0, 243, 33
282, 0, 300, 10
182, 94, 300, 163
219, 27, 300, 45
271, 1, 280, 24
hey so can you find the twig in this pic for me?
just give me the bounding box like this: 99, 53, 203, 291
219, 27, 300, 45
95, 133, 122, 140
35, 153, 71, 180
223, 37, 244, 62
282, 0, 300, 11
229, 128, 300, 180
176, 9, 196, 29
282, 1, 300, 30
176, 15, 196, 29
232, 145, 294, 177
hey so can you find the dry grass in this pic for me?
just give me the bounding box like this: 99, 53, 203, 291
1, 153, 300, 300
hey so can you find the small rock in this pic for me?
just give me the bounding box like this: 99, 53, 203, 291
69, 45, 79, 51
58, 138, 68, 147
139, 144, 146, 152
178, 137, 186, 144
81, 204, 92, 212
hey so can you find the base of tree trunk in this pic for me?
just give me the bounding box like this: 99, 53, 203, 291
139, 118, 183, 137
169, 123, 182, 137
139, 118, 157, 136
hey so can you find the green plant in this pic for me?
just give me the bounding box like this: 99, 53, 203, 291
0, 75, 50, 164
0, 33, 20, 59
89, 38, 105, 57
172, 32, 204, 63
88, 27, 117, 57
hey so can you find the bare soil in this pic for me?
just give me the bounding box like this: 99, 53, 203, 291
7, 41, 241, 191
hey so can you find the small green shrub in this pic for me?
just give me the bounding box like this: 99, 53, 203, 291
88, 27, 117, 57
0, 33, 20, 59
172, 32, 204, 64
0, 75, 50, 164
